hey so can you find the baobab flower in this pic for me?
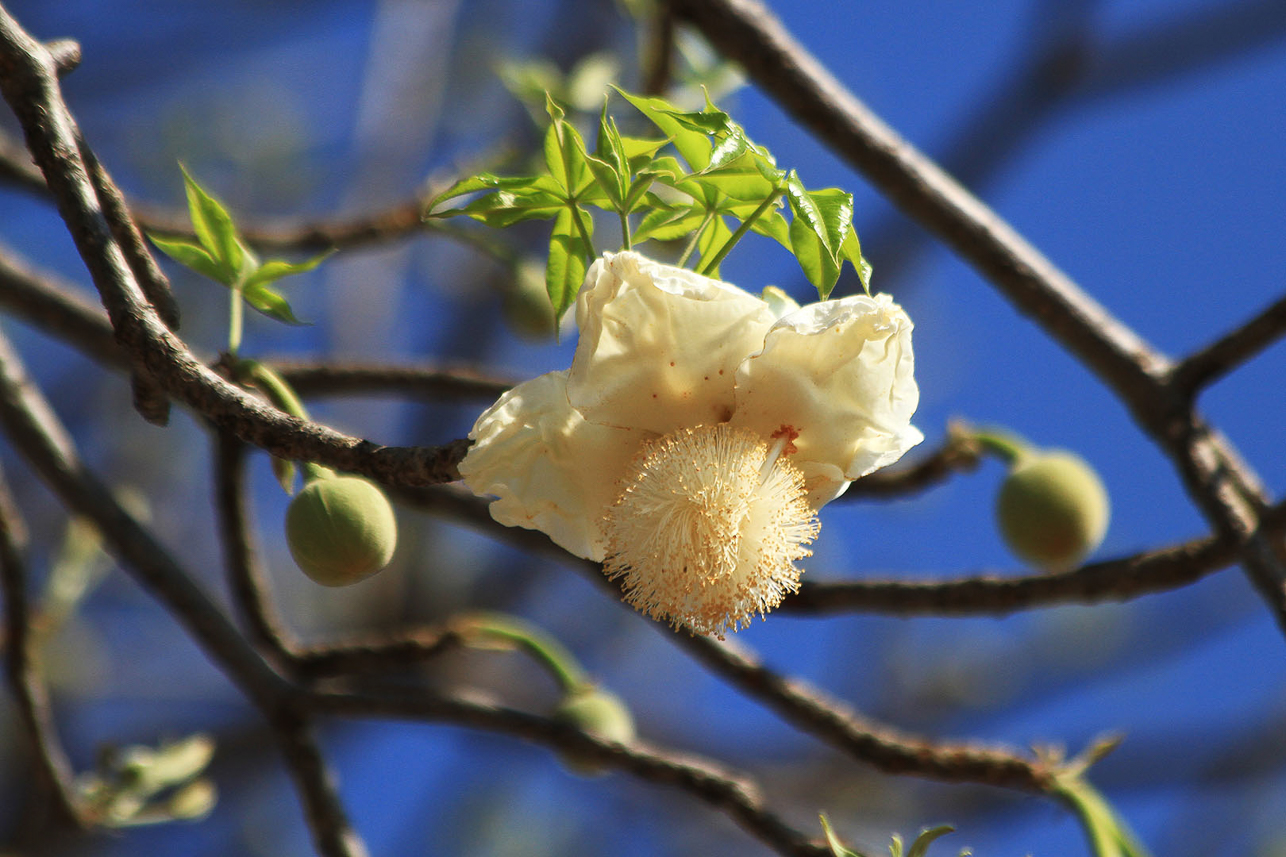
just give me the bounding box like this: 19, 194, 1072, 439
460, 252, 921, 636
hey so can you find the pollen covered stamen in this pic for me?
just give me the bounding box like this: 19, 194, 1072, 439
601, 423, 820, 637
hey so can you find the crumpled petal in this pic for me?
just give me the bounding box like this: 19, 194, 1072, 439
730, 293, 922, 486
458, 371, 640, 561
569, 252, 776, 435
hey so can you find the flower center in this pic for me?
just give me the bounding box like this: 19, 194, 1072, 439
601, 423, 820, 637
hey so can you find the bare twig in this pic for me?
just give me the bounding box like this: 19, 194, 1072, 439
308, 687, 831, 857
213, 433, 301, 667
1170, 290, 1286, 398
670, 633, 1053, 792
273, 360, 512, 403
0, 462, 86, 828
841, 427, 982, 501
270, 707, 370, 857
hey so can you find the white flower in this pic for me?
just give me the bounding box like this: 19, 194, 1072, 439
459, 251, 922, 636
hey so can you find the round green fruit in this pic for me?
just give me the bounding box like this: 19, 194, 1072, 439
285, 476, 397, 586
996, 451, 1109, 571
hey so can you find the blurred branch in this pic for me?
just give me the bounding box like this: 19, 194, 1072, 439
309, 687, 830, 857
1170, 290, 1286, 398
0, 462, 87, 829
783, 526, 1237, 617
270, 709, 370, 857
402, 484, 1060, 794
855, 0, 1286, 287
664, 0, 1286, 642
0, 17, 470, 488
0, 324, 373, 855
842, 425, 982, 501
273, 359, 513, 403
671, 633, 1053, 793
214, 433, 300, 667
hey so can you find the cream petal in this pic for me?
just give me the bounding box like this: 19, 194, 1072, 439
457, 371, 642, 561
730, 292, 922, 488
568, 252, 776, 434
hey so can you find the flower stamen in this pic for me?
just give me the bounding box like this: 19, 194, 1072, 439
601, 423, 820, 637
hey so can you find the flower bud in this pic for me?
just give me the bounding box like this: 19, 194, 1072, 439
996, 451, 1109, 571
553, 687, 635, 777
285, 475, 397, 586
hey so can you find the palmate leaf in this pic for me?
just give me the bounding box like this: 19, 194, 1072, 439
786, 172, 854, 299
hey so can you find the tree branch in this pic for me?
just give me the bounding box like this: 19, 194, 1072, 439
0, 13, 469, 488
1170, 290, 1286, 398
0, 462, 87, 829
308, 687, 830, 857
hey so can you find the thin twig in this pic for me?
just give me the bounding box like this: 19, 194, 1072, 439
1170, 290, 1286, 398
308, 687, 831, 857
270, 706, 370, 857
841, 428, 982, 501
0, 462, 87, 828
213, 433, 300, 667
670, 633, 1053, 792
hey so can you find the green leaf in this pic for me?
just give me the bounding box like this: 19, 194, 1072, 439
620, 135, 670, 171
179, 165, 245, 278
243, 250, 334, 291
148, 234, 231, 285
818, 815, 862, 857
427, 173, 549, 211
544, 95, 592, 196
616, 88, 713, 171
634, 206, 708, 243
906, 826, 956, 857
546, 207, 593, 322
242, 281, 306, 325
840, 226, 871, 294
750, 209, 792, 250
696, 214, 732, 278
786, 173, 854, 299
789, 210, 841, 298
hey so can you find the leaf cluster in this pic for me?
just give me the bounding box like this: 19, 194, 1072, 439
427, 88, 871, 321
149, 166, 330, 328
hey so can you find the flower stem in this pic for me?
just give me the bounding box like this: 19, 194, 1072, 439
696, 189, 782, 277
961, 425, 1033, 465
678, 209, 717, 269
618, 210, 632, 251
239, 360, 332, 484
227, 282, 244, 359
452, 611, 590, 694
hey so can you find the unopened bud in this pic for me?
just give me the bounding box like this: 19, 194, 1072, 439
285, 475, 397, 586
553, 687, 635, 777
996, 451, 1109, 571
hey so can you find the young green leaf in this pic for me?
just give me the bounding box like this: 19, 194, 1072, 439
179, 165, 246, 280
789, 209, 841, 298
818, 814, 863, 857
148, 235, 229, 285
546, 207, 593, 322
242, 281, 306, 325
243, 250, 334, 291
906, 827, 957, 857
615, 88, 714, 171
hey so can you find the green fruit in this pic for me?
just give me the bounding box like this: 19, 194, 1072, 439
553, 687, 635, 777
996, 451, 1109, 571
285, 476, 397, 586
